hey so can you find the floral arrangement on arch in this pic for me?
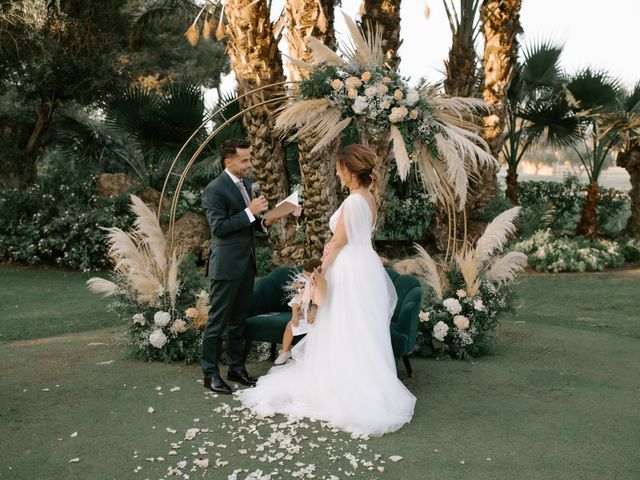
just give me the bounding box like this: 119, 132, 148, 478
87, 195, 209, 363
276, 14, 496, 212
414, 207, 528, 359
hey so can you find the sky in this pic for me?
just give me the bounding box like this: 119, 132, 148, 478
210, 0, 640, 105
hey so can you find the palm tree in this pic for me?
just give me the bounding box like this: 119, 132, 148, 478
429, 0, 482, 253
443, 0, 482, 98
475, 0, 522, 211
565, 68, 623, 237
502, 41, 578, 204
285, 0, 340, 260
360, 0, 403, 72
223, 0, 296, 264
607, 82, 640, 237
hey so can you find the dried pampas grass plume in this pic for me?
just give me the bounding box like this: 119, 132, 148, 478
475, 206, 521, 262
487, 252, 528, 285
414, 243, 444, 300
86, 277, 118, 296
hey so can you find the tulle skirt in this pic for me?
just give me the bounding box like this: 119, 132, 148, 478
236, 245, 416, 436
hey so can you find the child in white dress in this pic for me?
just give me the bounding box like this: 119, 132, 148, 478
274, 259, 321, 365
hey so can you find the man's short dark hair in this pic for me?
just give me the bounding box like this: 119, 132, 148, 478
302, 259, 322, 272
219, 138, 251, 167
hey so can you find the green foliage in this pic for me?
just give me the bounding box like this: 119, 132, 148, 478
376, 189, 434, 240
518, 176, 629, 236
256, 241, 275, 278
0, 176, 135, 271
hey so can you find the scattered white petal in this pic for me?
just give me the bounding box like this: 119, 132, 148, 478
166, 428, 177, 434
170, 386, 181, 392
486, 457, 492, 461
147, 407, 155, 414
41, 388, 49, 392
155, 386, 162, 391
96, 360, 114, 365
69, 458, 80, 463
88, 342, 107, 346
389, 455, 403, 462
70, 432, 78, 438
460, 459, 465, 464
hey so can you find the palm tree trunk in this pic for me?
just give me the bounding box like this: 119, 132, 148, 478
224, 0, 295, 265
576, 180, 600, 237
505, 166, 519, 205
285, 0, 339, 261
430, 1, 481, 253
467, 0, 521, 232
618, 140, 640, 238
23, 100, 55, 185
360, 0, 402, 72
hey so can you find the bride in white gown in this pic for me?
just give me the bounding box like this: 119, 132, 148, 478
236, 144, 416, 436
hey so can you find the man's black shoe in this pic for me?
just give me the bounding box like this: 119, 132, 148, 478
227, 369, 257, 387
203, 375, 232, 394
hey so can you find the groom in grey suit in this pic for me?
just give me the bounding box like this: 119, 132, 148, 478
201, 138, 271, 394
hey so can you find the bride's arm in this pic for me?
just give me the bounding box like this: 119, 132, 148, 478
321, 210, 347, 271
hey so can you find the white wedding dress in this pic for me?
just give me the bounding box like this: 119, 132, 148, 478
236, 194, 416, 436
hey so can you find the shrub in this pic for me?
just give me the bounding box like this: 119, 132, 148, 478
0, 177, 135, 271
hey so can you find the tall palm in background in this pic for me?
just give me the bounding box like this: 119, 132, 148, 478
285, 0, 340, 261
502, 42, 578, 204
443, 0, 481, 98
429, 0, 482, 252
614, 82, 640, 237
222, 0, 296, 264
565, 68, 623, 237
360, 0, 403, 72
475, 0, 522, 215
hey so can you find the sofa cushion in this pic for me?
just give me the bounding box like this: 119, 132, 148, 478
246, 311, 292, 344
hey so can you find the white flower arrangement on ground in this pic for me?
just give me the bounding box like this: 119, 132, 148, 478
415, 207, 528, 359
87, 195, 210, 363
510, 229, 632, 272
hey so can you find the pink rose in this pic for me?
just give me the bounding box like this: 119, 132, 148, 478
453, 315, 470, 330
393, 89, 404, 101
361, 71, 372, 82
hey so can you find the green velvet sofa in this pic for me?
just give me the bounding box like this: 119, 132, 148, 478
244, 265, 422, 377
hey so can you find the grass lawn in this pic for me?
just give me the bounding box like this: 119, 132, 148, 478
0, 266, 120, 343
1, 266, 639, 479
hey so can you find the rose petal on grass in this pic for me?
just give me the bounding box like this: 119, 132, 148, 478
389, 455, 403, 462
69, 458, 80, 463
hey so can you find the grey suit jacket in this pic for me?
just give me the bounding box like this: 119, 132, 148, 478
202, 172, 263, 280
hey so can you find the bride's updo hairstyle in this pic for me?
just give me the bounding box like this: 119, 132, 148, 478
336, 144, 379, 193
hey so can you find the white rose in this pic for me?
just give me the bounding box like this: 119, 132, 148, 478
352, 96, 369, 114
364, 86, 377, 97
442, 298, 462, 315
376, 84, 389, 95
433, 321, 449, 341
154, 311, 171, 327
132, 313, 146, 325
473, 299, 485, 311
405, 89, 420, 106
149, 329, 168, 348
418, 311, 430, 323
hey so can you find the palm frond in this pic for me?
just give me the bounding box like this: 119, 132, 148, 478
339, 12, 384, 68
486, 252, 528, 284
310, 117, 352, 153
475, 206, 521, 262
435, 133, 468, 210
567, 68, 622, 114
414, 243, 444, 300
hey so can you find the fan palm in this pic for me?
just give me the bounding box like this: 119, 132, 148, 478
105, 79, 212, 191
566, 68, 623, 237
502, 41, 579, 204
